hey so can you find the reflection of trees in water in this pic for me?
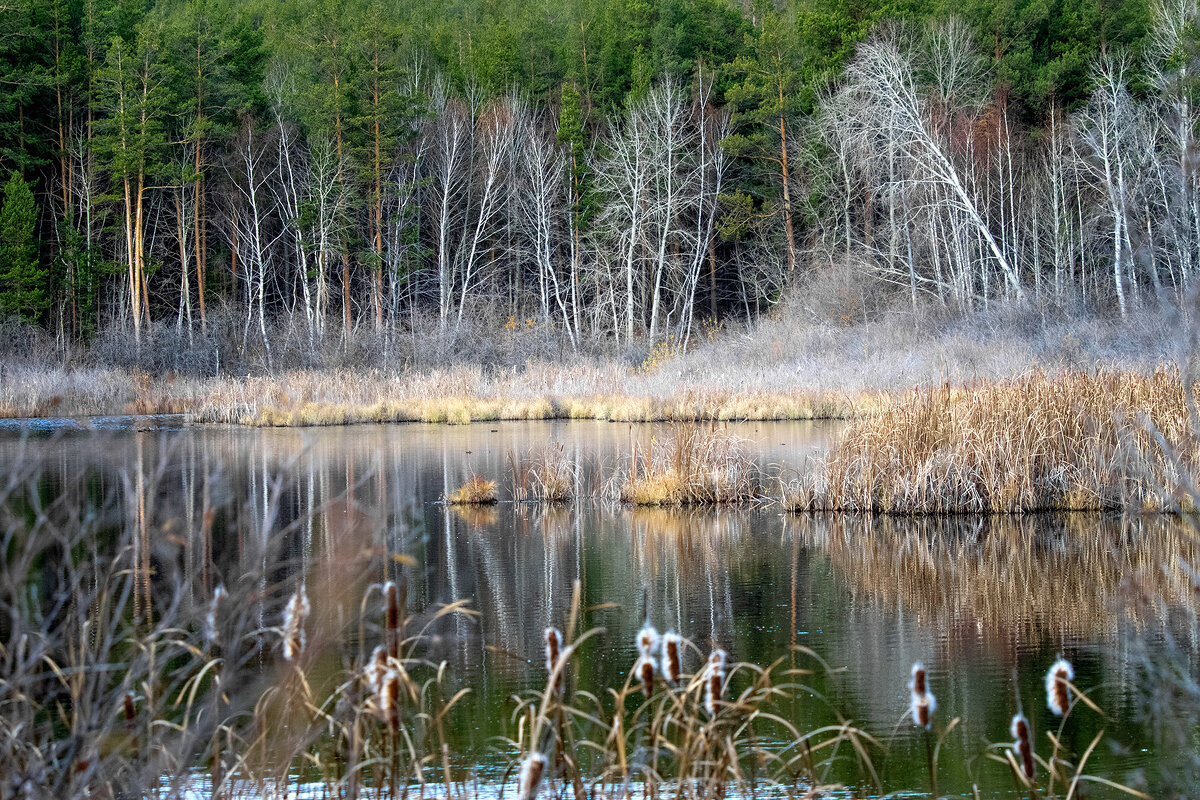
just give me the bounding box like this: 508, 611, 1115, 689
788, 513, 1198, 640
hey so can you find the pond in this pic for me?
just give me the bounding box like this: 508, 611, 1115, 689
0, 419, 1193, 798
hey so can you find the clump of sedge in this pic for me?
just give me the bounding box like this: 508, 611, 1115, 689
447, 476, 498, 505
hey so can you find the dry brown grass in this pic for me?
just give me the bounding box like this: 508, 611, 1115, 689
619, 425, 765, 506
447, 475, 499, 505
0, 362, 866, 425
511, 442, 578, 502
786, 368, 1200, 514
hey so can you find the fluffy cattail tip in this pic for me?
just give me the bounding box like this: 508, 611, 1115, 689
1010, 713, 1035, 780
637, 624, 660, 658
1045, 657, 1074, 716
661, 632, 682, 684
518, 752, 547, 800
910, 662, 927, 695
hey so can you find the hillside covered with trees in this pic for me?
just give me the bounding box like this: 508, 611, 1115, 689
0, 0, 1190, 371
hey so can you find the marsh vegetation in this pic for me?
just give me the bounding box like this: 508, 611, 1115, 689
0, 422, 1196, 798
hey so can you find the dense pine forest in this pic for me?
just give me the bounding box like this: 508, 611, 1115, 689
0, 0, 1190, 371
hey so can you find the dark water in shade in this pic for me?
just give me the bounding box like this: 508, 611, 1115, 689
2, 419, 1195, 797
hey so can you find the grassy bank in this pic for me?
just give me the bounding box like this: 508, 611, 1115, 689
786, 368, 1200, 514
0, 301, 1184, 426
0, 361, 865, 424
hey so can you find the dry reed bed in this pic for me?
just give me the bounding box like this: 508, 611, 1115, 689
787, 368, 1200, 514
618, 425, 765, 505
0, 361, 866, 424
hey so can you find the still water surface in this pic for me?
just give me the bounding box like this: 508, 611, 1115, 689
3, 419, 1193, 796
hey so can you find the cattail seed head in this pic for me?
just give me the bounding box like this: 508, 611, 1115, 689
908, 662, 937, 731
545, 627, 564, 695
123, 692, 136, 724
384, 581, 403, 661
910, 662, 927, 696
204, 585, 227, 647
704, 649, 728, 717
1010, 713, 1035, 780
365, 645, 388, 695
517, 752, 547, 800
384, 581, 400, 632
661, 632, 682, 685
635, 655, 656, 695
282, 585, 310, 662
1045, 657, 1074, 716
637, 623, 660, 659
381, 667, 402, 735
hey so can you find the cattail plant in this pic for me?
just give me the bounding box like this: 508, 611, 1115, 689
635, 655, 656, 696
704, 649, 728, 717
517, 751, 547, 800
637, 623, 660, 659
545, 627, 564, 695
661, 632, 682, 686
909, 662, 939, 798
204, 584, 227, 647
282, 584, 310, 662
634, 623, 659, 695
909, 662, 937, 730
384, 581, 402, 661
381, 668, 403, 736
1045, 657, 1074, 716
123, 691, 138, 759
1010, 713, 1036, 781
365, 645, 388, 696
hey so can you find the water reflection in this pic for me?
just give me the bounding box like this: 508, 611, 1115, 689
0, 420, 1192, 796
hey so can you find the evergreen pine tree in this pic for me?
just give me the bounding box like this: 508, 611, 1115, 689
0, 172, 47, 322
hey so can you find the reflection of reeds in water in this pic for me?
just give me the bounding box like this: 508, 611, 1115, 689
0, 446, 1165, 800
789, 514, 1199, 636
451, 502, 500, 528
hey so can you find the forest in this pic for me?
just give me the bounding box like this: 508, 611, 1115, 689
0, 0, 1188, 371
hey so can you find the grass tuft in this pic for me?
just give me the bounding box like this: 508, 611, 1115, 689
619, 424, 764, 506
447, 475, 499, 505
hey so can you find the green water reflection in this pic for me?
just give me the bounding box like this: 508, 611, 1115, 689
0, 420, 1193, 797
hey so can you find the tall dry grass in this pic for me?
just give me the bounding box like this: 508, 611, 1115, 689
787, 368, 1200, 514
618, 424, 765, 506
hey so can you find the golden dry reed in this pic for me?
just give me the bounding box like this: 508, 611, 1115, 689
447, 476, 499, 505
620, 424, 764, 505
5, 363, 858, 425
787, 368, 1200, 514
